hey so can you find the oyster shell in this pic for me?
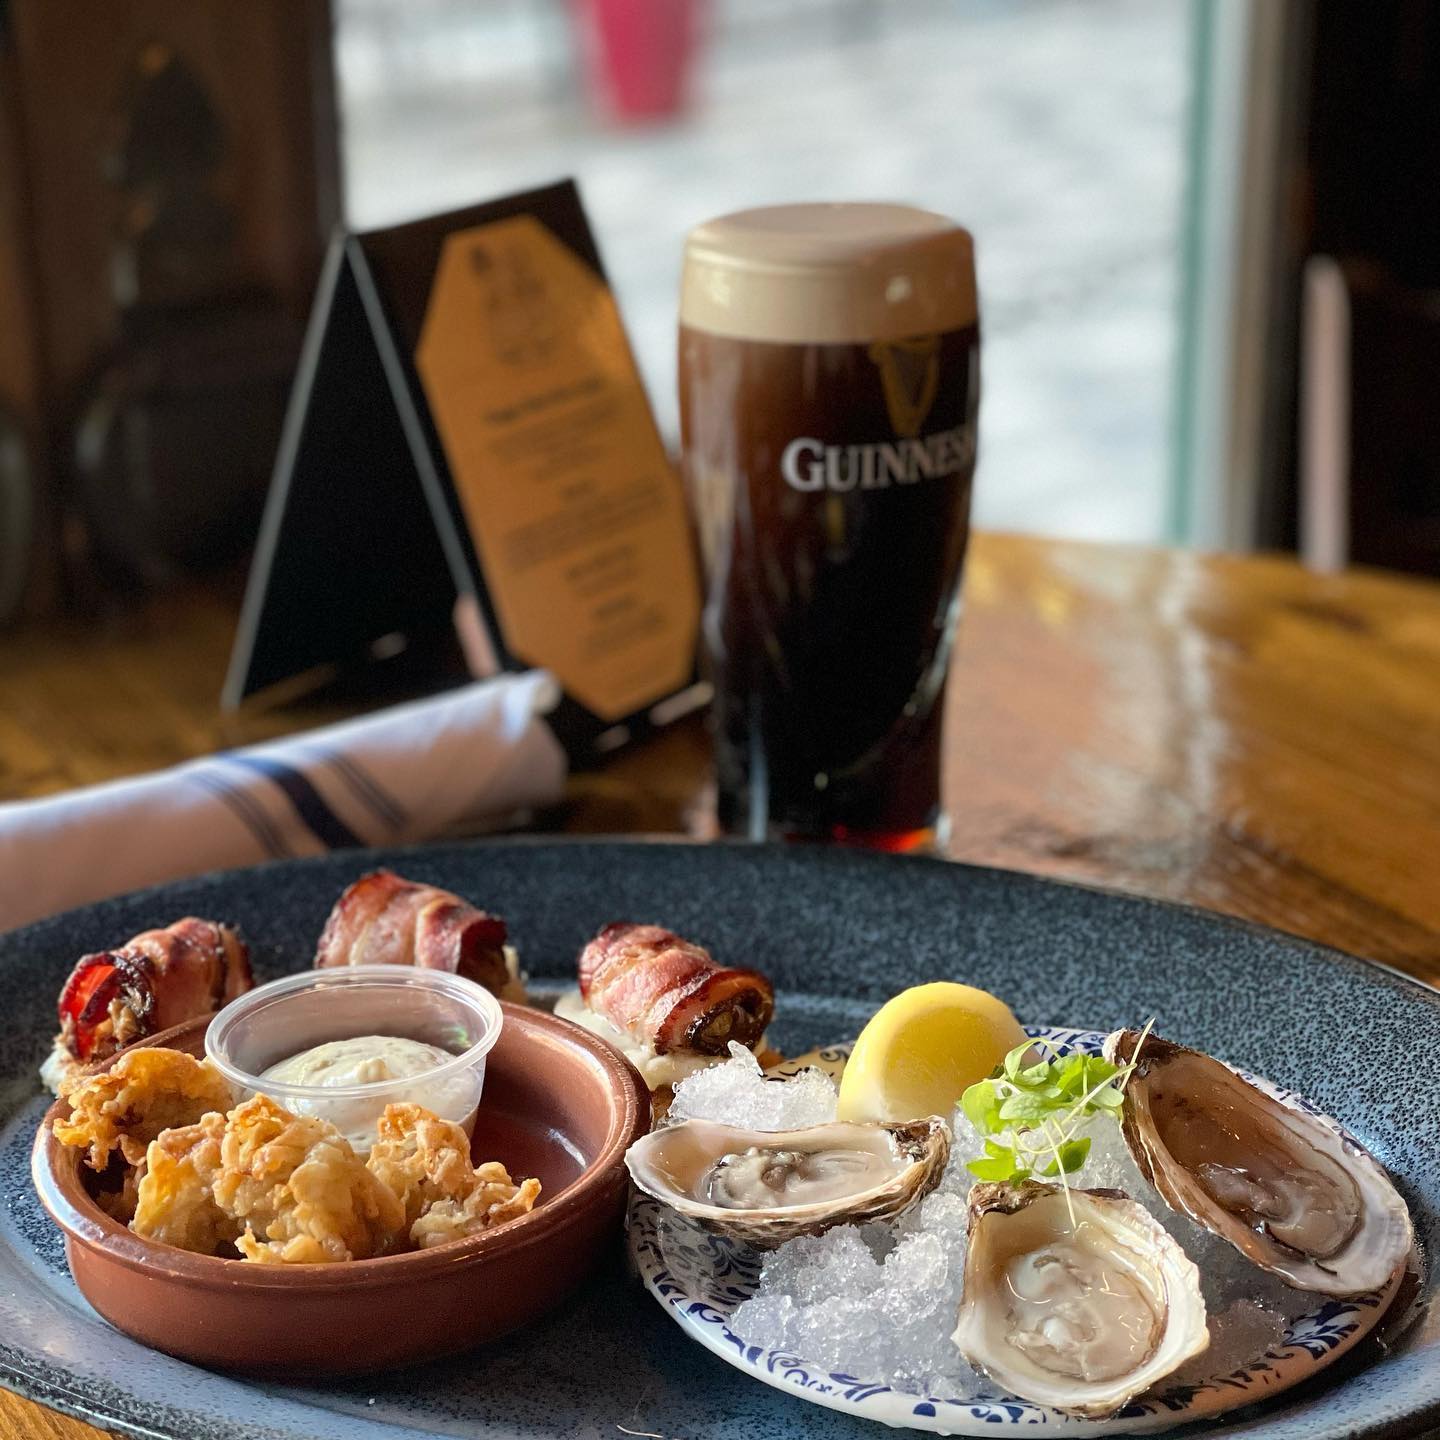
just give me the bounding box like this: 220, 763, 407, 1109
1104, 1029, 1413, 1296
624, 1116, 949, 1248
952, 1180, 1209, 1419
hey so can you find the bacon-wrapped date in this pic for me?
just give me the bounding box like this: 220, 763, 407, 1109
50, 918, 252, 1080
578, 922, 774, 1055
315, 870, 511, 997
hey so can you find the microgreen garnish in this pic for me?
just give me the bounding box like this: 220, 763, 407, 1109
961, 1022, 1153, 1205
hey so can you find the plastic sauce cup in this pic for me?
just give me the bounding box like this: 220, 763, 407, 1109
205, 966, 504, 1151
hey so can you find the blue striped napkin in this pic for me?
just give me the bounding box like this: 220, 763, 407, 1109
0, 671, 566, 933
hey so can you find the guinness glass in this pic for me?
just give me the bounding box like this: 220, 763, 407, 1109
680, 204, 979, 847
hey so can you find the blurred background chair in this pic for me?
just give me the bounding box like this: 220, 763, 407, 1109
1301, 258, 1440, 578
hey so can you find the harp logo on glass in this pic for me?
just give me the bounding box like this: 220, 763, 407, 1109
871, 333, 941, 437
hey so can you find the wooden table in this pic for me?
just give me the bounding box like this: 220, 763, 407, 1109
3, 531, 1440, 1439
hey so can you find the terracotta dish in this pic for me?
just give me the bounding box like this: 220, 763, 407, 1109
32, 1002, 651, 1376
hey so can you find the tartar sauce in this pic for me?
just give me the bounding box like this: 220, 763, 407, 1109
261, 1035, 478, 1151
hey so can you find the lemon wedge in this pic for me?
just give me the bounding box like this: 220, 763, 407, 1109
836, 982, 1028, 1124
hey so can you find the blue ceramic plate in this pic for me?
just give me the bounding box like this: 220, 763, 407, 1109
0, 841, 1436, 1440
631, 1032, 1404, 1434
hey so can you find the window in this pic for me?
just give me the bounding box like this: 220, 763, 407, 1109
339, 0, 1190, 543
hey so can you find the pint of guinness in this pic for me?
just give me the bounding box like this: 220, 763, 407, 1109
679, 203, 979, 846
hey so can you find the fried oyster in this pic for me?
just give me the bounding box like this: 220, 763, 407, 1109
367, 1102, 541, 1249
213, 1095, 407, 1264
53, 1047, 236, 1171
56, 1057, 540, 1263
131, 1112, 239, 1256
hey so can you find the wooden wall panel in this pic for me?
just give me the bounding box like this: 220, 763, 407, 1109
0, 0, 340, 618
8, 0, 340, 398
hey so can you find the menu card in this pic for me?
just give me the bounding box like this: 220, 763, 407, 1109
226, 181, 702, 758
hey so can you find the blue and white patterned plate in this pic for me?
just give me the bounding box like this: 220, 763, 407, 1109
629, 1028, 1405, 1435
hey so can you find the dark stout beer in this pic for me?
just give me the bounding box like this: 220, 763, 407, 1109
679, 203, 979, 846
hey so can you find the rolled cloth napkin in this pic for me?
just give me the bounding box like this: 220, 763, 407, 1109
0, 670, 566, 933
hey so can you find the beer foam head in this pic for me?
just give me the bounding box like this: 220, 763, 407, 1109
681, 202, 977, 345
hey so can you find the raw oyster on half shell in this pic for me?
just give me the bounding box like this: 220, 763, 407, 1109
624, 1116, 949, 1248
952, 1179, 1209, 1419
1104, 1029, 1413, 1296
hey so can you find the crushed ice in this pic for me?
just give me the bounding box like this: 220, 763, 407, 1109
667, 1043, 840, 1131
675, 1065, 1315, 1402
